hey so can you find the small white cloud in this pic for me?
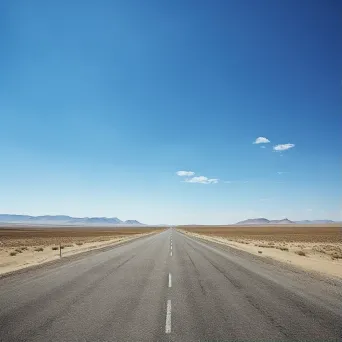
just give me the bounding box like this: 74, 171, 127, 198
277, 171, 288, 175
176, 171, 195, 177
273, 144, 295, 151
260, 146, 266, 149
253, 137, 270, 144
185, 176, 219, 184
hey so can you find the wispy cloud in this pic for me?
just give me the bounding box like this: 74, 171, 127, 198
185, 176, 219, 184
273, 144, 295, 152
253, 137, 270, 144
277, 171, 289, 175
176, 171, 195, 177
260, 146, 266, 149
177, 171, 219, 184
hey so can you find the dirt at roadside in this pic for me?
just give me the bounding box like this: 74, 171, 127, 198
0, 227, 161, 276
182, 230, 342, 279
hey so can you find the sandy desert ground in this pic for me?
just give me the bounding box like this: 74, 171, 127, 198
0, 226, 162, 275
179, 224, 342, 278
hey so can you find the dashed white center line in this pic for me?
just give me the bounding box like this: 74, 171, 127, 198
165, 300, 172, 334
168, 273, 172, 287
170, 251, 173, 257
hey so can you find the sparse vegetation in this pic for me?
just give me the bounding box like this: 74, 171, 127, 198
331, 252, 342, 259
180, 224, 341, 243
258, 244, 275, 248
312, 246, 326, 254
0, 227, 160, 276
181, 226, 342, 278
236, 240, 250, 245
0, 227, 161, 249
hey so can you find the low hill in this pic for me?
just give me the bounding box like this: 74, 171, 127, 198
295, 220, 335, 224
0, 214, 144, 226
236, 218, 336, 225
236, 218, 270, 225
124, 220, 144, 225
269, 218, 294, 224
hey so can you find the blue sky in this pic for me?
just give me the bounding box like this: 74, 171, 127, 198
0, 0, 341, 224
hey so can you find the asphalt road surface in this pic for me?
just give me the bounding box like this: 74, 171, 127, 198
0, 229, 341, 341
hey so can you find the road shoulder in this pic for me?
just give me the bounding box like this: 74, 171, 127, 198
0, 232, 156, 280
180, 230, 342, 283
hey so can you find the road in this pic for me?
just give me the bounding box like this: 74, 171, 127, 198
0, 229, 341, 341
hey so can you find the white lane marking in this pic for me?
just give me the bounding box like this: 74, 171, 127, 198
170, 251, 173, 257
168, 273, 172, 287
165, 300, 172, 334
170, 245, 172, 251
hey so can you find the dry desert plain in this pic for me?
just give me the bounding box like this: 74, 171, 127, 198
0, 226, 162, 276
179, 224, 342, 278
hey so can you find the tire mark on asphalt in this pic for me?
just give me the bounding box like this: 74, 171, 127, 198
180, 236, 241, 340
0, 240, 152, 342
185, 235, 342, 341
4, 254, 139, 342
184, 241, 207, 296
89, 256, 159, 341
186, 255, 206, 296
185, 238, 293, 340
186, 239, 243, 290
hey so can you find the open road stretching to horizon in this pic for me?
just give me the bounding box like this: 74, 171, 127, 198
0, 228, 341, 341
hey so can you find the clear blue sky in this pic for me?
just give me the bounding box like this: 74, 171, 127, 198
0, 0, 341, 224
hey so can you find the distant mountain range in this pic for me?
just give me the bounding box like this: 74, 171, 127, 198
0, 214, 144, 226
235, 218, 337, 225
